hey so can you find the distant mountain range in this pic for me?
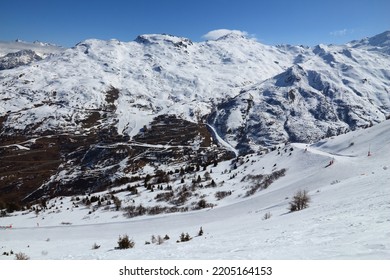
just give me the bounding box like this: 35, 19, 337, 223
0, 30, 389, 205
0, 40, 64, 70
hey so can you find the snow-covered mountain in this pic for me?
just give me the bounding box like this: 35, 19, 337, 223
0, 30, 389, 207
0, 40, 64, 70
0, 49, 44, 70
348, 30, 390, 54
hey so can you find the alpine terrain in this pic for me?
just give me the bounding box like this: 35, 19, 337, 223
0, 30, 389, 259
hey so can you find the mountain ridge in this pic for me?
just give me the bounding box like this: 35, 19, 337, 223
0, 30, 389, 205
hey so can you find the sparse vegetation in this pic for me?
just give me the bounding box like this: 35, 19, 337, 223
262, 212, 272, 220
117, 234, 135, 249
215, 190, 232, 200
112, 195, 122, 211
197, 199, 207, 209
289, 190, 311, 212
177, 232, 191, 243
123, 204, 189, 218
156, 235, 165, 245
245, 169, 286, 197
154, 191, 174, 202
15, 252, 30, 260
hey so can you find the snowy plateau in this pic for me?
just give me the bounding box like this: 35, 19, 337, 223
0, 30, 389, 259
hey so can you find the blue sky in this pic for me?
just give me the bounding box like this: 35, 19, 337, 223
1, 0, 389, 47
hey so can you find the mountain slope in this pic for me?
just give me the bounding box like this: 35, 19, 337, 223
348, 30, 390, 54
0, 31, 389, 205
1, 118, 389, 260
209, 41, 390, 153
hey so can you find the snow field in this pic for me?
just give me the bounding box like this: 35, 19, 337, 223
1, 120, 389, 259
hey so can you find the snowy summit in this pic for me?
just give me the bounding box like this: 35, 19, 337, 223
0, 30, 389, 260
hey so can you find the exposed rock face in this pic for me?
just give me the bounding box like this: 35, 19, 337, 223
0, 88, 232, 205
0, 49, 42, 70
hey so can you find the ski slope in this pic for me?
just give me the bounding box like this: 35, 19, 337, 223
1, 120, 389, 260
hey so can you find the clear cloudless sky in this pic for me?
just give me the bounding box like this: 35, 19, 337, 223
1, 0, 389, 47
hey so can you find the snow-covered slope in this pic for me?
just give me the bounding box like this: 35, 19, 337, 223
1, 119, 389, 259
348, 30, 390, 54
0, 30, 389, 208
0, 34, 293, 136
1, 32, 389, 141
209, 40, 390, 153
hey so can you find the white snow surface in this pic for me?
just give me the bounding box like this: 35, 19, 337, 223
1, 120, 389, 260
0, 33, 294, 138
1, 31, 389, 153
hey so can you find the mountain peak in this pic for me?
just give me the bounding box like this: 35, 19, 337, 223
215, 32, 249, 41
273, 64, 306, 87
202, 29, 251, 41
135, 33, 193, 47
367, 30, 390, 47
349, 30, 390, 54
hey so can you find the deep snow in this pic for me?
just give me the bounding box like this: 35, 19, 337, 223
1, 120, 389, 260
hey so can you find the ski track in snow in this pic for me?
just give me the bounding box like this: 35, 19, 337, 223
206, 124, 239, 156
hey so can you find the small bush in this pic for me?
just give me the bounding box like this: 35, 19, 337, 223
197, 199, 207, 209
155, 191, 174, 202
117, 234, 135, 249
262, 212, 272, 220
156, 235, 164, 245
289, 190, 310, 212
178, 232, 191, 242
151, 234, 165, 244
215, 191, 232, 200
113, 196, 122, 211
15, 252, 30, 260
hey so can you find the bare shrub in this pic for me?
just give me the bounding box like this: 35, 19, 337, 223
123, 204, 189, 218
262, 212, 272, 220
193, 199, 214, 210
156, 235, 164, 245
289, 190, 310, 212
171, 187, 192, 206
245, 169, 286, 197
215, 191, 232, 200
15, 252, 30, 260
154, 191, 174, 202
112, 195, 122, 211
